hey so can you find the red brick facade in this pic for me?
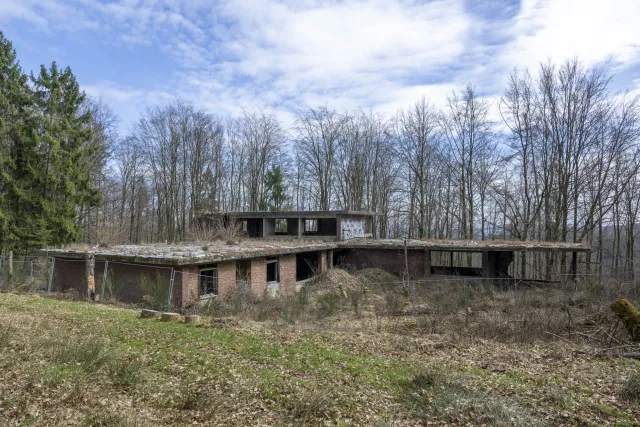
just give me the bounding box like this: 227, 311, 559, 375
278, 254, 297, 295
179, 266, 199, 306
218, 261, 236, 297
250, 257, 266, 298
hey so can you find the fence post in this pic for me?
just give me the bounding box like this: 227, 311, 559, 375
241, 280, 247, 313
47, 257, 56, 295
100, 261, 109, 303
463, 278, 467, 306
8, 251, 13, 288
411, 280, 417, 314
167, 268, 176, 311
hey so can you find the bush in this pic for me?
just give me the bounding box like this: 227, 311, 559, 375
348, 290, 364, 317
384, 292, 404, 315
316, 293, 342, 319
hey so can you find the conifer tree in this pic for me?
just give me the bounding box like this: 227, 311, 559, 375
0, 31, 43, 251
31, 62, 99, 246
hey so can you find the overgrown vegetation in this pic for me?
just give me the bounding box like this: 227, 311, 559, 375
1, 293, 639, 425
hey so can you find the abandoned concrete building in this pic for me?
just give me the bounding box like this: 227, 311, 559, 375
199, 210, 375, 240
41, 210, 590, 308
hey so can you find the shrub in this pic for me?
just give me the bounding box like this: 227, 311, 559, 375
384, 292, 404, 315
348, 289, 363, 317
316, 293, 342, 319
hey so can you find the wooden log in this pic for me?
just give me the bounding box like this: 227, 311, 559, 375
184, 315, 200, 325
141, 309, 160, 319
86, 255, 96, 301
161, 312, 181, 322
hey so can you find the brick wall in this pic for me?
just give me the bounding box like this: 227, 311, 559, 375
250, 257, 266, 298
178, 266, 199, 307
218, 261, 236, 297
279, 254, 297, 295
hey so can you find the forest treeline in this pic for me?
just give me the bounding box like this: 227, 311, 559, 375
2, 32, 640, 279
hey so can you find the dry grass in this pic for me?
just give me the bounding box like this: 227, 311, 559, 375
0, 292, 639, 425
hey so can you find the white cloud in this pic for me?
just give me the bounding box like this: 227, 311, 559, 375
4, 0, 640, 133
500, 0, 640, 72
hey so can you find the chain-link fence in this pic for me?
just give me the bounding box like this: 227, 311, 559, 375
1, 255, 638, 345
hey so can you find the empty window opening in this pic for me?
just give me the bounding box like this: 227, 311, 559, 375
199, 267, 218, 296
266, 256, 279, 282
275, 218, 288, 234
304, 219, 318, 233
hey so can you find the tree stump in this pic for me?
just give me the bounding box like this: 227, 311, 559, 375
141, 309, 160, 319
185, 315, 200, 325
161, 312, 181, 322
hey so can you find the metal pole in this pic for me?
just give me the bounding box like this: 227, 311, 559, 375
463, 278, 467, 305
167, 268, 176, 311
47, 257, 55, 295
101, 261, 109, 303
411, 280, 416, 314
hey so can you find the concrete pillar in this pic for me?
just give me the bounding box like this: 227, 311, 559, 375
298, 217, 303, 238
571, 251, 577, 281
424, 249, 431, 277
318, 251, 327, 274
482, 250, 496, 284
327, 250, 334, 269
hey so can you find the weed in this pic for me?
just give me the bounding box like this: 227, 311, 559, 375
109, 357, 143, 389
287, 389, 336, 423
316, 292, 341, 319
620, 371, 640, 402
403, 370, 545, 426
82, 410, 142, 427
384, 291, 404, 315
52, 335, 113, 371
348, 289, 363, 317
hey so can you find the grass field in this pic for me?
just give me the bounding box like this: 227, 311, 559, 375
0, 292, 639, 426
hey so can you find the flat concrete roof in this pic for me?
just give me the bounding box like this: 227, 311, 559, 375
40, 238, 590, 266
202, 210, 377, 219
347, 239, 591, 253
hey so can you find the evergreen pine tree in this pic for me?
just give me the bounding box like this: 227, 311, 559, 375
0, 31, 44, 252
32, 62, 99, 246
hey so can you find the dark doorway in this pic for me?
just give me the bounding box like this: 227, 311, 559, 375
296, 251, 318, 281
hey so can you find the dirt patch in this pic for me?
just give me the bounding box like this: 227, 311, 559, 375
313, 268, 363, 293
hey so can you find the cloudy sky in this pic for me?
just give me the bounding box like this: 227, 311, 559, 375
2, 0, 639, 132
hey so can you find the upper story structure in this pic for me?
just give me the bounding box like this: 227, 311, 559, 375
199, 210, 376, 241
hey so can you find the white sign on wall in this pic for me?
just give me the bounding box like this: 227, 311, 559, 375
341, 219, 365, 240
